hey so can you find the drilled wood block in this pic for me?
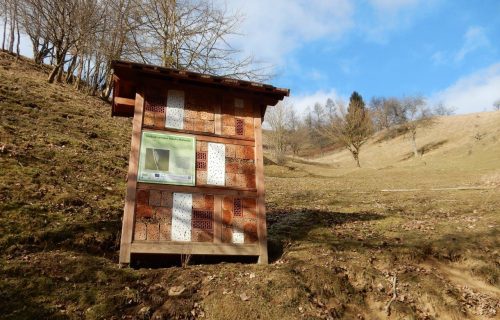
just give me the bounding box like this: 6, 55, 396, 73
192, 229, 214, 242
204, 120, 214, 133
184, 117, 194, 131
222, 125, 236, 136
233, 217, 245, 231
134, 222, 147, 241
143, 111, 155, 127
136, 204, 153, 219
222, 114, 235, 127
200, 111, 214, 120
225, 162, 239, 174
244, 121, 254, 138
136, 189, 149, 206
242, 198, 257, 219
242, 146, 255, 160
197, 141, 208, 152
192, 194, 205, 209
225, 173, 238, 187
239, 162, 255, 174
225, 144, 236, 158
184, 108, 196, 119
161, 191, 173, 207
244, 174, 256, 189
154, 112, 165, 128
235, 174, 247, 188
222, 209, 233, 225
244, 222, 258, 244
160, 223, 171, 241
147, 223, 160, 241
196, 170, 207, 185
222, 226, 232, 243
235, 145, 245, 159
149, 190, 162, 206
155, 207, 172, 221
204, 195, 214, 209
194, 118, 205, 132
223, 196, 233, 210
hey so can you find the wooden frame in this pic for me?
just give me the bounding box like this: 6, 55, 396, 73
113, 61, 288, 265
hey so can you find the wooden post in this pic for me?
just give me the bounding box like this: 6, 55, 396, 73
213, 195, 223, 243
119, 91, 144, 265
254, 103, 268, 264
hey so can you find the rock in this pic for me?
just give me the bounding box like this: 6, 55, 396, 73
168, 285, 186, 296
240, 293, 250, 301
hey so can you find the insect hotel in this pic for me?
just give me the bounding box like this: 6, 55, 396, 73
111, 61, 289, 264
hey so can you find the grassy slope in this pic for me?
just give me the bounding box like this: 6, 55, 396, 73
1, 52, 499, 319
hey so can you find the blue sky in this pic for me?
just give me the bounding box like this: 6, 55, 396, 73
226, 0, 500, 114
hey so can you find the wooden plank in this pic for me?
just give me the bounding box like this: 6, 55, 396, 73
142, 127, 255, 146
214, 95, 222, 135
213, 195, 223, 243
114, 96, 135, 107
119, 91, 144, 264
130, 242, 260, 256
137, 182, 257, 197
253, 103, 268, 264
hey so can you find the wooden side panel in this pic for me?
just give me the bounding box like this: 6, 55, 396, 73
119, 91, 144, 264
254, 103, 268, 264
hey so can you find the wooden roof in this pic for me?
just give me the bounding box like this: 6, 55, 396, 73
111, 60, 289, 118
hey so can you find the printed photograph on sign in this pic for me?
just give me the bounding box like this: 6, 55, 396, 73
144, 148, 170, 171
138, 131, 195, 186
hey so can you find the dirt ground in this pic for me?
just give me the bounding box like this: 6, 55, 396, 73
1, 52, 499, 319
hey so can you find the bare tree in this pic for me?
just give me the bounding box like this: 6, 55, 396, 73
130, 0, 269, 80
265, 101, 293, 165
493, 99, 500, 111
322, 92, 372, 167
398, 96, 435, 158
287, 108, 308, 157
433, 102, 456, 116
369, 96, 405, 131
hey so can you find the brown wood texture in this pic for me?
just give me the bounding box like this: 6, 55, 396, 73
213, 195, 223, 243
119, 91, 144, 264
142, 126, 255, 146
137, 182, 257, 197
253, 103, 269, 264
130, 242, 260, 256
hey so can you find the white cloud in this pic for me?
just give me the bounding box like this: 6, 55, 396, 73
223, 0, 354, 66
432, 63, 500, 114
285, 88, 344, 115
368, 0, 420, 13
454, 26, 490, 62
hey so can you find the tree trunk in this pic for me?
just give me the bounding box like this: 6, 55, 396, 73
411, 131, 419, 158
352, 149, 361, 167
15, 19, 20, 56
2, 16, 6, 50
65, 55, 78, 83
74, 54, 84, 90
8, 3, 16, 53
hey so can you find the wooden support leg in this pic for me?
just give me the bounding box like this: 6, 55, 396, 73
119, 91, 144, 264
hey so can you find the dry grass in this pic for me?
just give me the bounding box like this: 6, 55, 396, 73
1, 52, 499, 319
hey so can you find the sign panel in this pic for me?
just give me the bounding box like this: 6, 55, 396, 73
138, 131, 195, 185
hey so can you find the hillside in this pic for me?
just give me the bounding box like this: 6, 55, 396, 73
1, 52, 499, 320
318, 111, 500, 172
